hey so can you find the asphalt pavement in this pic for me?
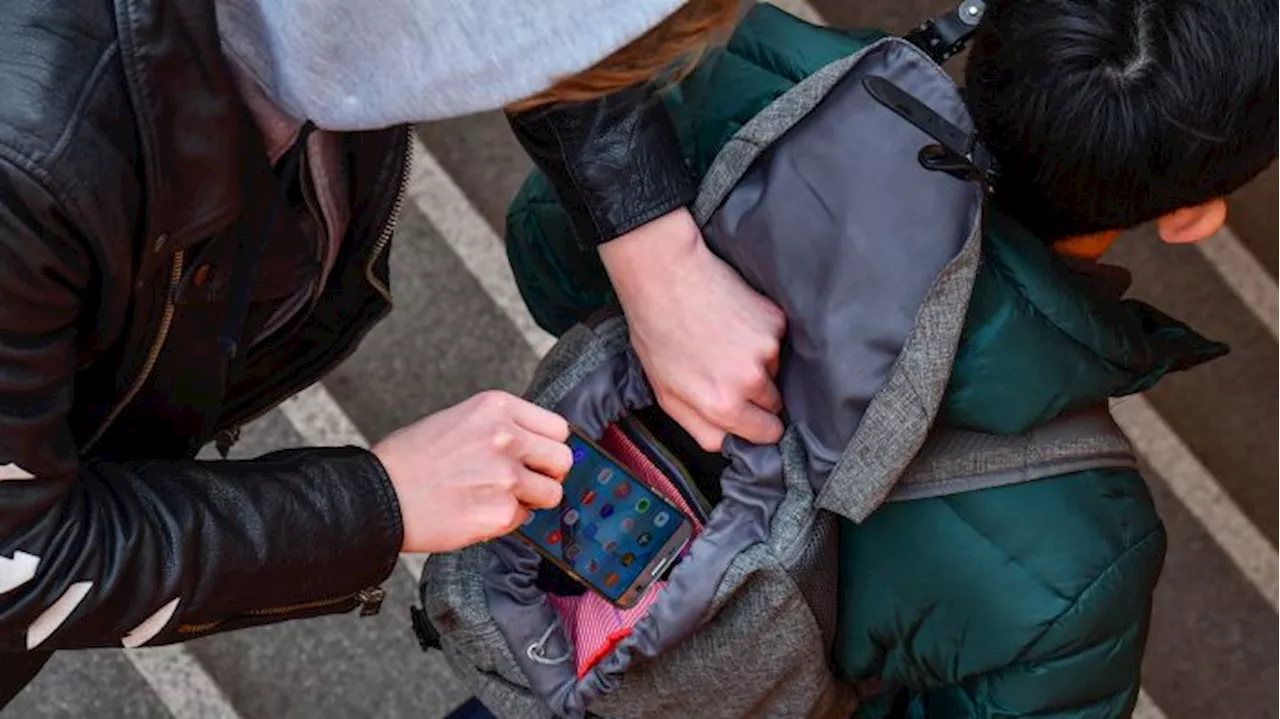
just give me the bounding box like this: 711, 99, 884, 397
4, 2, 1275, 717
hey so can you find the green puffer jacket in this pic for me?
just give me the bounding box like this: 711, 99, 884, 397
504, 6, 1225, 717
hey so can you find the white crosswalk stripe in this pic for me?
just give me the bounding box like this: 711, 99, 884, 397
1113, 396, 1279, 610
125, 646, 241, 719
406, 136, 557, 356
1195, 226, 1278, 339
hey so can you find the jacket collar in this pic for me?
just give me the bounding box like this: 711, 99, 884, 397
113, 0, 248, 280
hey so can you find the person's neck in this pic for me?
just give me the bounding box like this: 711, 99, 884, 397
1050, 230, 1121, 261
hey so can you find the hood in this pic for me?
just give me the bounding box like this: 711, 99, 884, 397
214, 0, 684, 130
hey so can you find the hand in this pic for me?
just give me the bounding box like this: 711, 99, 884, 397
372, 391, 573, 553
600, 208, 786, 452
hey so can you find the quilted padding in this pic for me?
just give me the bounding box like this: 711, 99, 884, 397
837, 469, 1166, 717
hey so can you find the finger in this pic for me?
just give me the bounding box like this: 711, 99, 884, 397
725, 402, 785, 446
509, 399, 570, 441
511, 426, 574, 479
513, 469, 565, 510
500, 505, 534, 536
749, 373, 784, 415
764, 352, 781, 378
660, 392, 727, 452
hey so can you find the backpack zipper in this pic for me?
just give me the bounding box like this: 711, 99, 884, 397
83, 250, 185, 453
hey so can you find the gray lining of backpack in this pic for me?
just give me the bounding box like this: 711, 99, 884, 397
477, 37, 988, 717
484, 331, 788, 715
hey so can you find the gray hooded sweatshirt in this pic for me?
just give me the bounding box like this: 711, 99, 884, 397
216, 0, 687, 130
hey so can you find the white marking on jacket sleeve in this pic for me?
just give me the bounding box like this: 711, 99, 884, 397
121, 596, 182, 648
26, 580, 93, 649
0, 551, 40, 595
0, 463, 35, 480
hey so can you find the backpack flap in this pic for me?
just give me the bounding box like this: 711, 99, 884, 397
689, 38, 987, 522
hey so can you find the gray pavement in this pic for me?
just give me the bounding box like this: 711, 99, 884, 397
3, 3, 1276, 717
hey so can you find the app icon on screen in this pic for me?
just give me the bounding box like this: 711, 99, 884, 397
572, 447, 588, 464
547, 529, 562, 545
605, 573, 620, 588
565, 545, 582, 561
613, 482, 632, 500
620, 518, 635, 533
562, 509, 579, 526
635, 498, 651, 514
637, 532, 652, 547
603, 539, 618, 553
599, 503, 615, 519
580, 489, 597, 506
654, 512, 670, 528
620, 553, 635, 567
586, 559, 600, 574
583, 524, 598, 540
597, 468, 614, 485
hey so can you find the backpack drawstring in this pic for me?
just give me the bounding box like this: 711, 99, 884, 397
526, 617, 572, 665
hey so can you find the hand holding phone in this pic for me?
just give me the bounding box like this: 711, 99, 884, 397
516, 429, 695, 608
373, 391, 573, 554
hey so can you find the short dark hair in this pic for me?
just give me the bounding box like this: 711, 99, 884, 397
964, 0, 1278, 239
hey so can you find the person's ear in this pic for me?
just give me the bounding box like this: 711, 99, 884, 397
1156, 198, 1228, 245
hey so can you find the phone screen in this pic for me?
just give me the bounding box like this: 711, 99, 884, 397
517, 432, 686, 603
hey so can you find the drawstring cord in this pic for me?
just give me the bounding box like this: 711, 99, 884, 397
217, 121, 316, 360
526, 617, 572, 665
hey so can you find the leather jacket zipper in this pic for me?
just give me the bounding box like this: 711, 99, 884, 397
177, 585, 386, 634
83, 250, 185, 453
363, 128, 413, 304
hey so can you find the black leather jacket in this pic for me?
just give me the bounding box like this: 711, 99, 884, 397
0, 0, 693, 651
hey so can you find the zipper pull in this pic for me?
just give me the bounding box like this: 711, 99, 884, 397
214, 426, 242, 458
357, 586, 386, 617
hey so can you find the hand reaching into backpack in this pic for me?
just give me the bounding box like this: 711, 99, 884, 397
372, 391, 573, 553
600, 208, 786, 452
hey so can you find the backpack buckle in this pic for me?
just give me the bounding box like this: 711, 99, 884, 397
904, 0, 987, 64
864, 75, 999, 192
918, 143, 998, 192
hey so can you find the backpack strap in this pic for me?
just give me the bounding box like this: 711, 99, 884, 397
903, 0, 986, 64
886, 405, 1137, 502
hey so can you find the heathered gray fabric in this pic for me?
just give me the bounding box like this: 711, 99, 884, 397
214, 0, 685, 129
813, 221, 981, 522
887, 406, 1137, 501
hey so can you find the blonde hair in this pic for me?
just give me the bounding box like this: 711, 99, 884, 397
508, 0, 742, 112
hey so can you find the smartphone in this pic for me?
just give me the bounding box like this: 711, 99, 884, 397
515, 428, 695, 608
616, 416, 713, 524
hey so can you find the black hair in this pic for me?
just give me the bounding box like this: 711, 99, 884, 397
964, 0, 1278, 239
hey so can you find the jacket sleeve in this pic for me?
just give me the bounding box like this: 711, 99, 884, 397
506, 83, 696, 249
0, 157, 402, 652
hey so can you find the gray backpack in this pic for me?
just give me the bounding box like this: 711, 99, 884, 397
416, 34, 1136, 719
